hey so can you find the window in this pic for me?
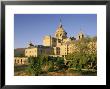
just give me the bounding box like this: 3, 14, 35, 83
15, 60, 16, 63
17, 60, 19, 63
21, 59, 22, 64
79, 36, 80, 39
82, 34, 84, 38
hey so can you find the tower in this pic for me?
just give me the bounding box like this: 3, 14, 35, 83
77, 29, 84, 40
55, 19, 67, 40
43, 35, 52, 46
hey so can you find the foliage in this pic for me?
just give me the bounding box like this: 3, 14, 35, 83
26, 36, 97, 75
66, 36, 97, 71
27, 55, 67, 75
27, 56, 42, 76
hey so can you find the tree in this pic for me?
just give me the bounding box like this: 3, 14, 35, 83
65, 36, 97, 71
27, 56, 42, 76
55, 57, 65, 70
47, 56, 66, 71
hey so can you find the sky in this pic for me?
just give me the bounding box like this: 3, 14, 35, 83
14, 14, 97, 48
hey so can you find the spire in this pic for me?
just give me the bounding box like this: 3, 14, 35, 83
55, 18, 67, 39
79, 27, 83, 34
59, 18, 62, 28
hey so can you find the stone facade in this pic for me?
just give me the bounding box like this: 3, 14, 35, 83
14, 57, 28, 65
25, 44, 54, 57
42, 19, 84, 58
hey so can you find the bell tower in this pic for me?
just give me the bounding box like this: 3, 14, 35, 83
55, 19, 67, 40
77, 29, 84, 40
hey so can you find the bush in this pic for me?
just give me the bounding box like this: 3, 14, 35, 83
27, 56, 42, 76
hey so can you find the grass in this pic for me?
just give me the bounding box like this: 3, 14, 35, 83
14, 64, 28, 72
14, 65, 31, 76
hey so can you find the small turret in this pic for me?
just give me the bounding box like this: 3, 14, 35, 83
77, 29, 84, 40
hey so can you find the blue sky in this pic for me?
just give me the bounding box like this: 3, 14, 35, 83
14, 14, 97, 48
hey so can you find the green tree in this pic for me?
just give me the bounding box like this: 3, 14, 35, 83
65, 36, 97, 71
27, 56, 42, 76
55, 57, 65, 70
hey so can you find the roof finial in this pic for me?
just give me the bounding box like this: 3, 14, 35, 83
80, 27, 83, 33
59, 18, 62, 28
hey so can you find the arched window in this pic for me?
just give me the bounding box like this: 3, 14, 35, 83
17, 60, 19, 63
79, 36, 80, 39
82, 34, 84, 38
21, 59, 22, 64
